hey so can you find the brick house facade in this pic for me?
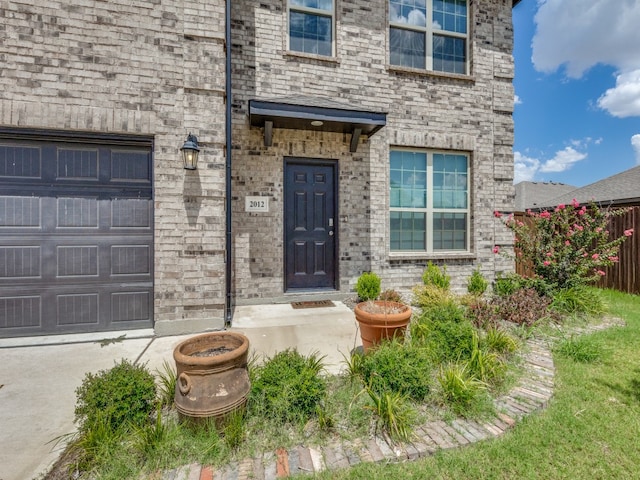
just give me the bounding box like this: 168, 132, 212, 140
0, 0, 516, 338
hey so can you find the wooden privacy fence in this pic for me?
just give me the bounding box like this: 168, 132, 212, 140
514, 206, 640, 295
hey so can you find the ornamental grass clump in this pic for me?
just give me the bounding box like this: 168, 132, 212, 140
494, 200, 633, 290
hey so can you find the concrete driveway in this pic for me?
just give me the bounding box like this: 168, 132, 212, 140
0, 302, 357, 480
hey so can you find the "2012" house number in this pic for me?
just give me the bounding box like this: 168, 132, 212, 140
245, 196, 269, 212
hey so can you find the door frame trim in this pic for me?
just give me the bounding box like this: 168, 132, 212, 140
283, 156, 339, 292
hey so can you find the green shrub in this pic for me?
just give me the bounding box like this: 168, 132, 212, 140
422, 262, 451, 290
467, 268, 489, 296
411, 311, 476, 364
74, 359, 157, 433
250, 349, 326, 424
358, 339, 432, 400
555, 336, 603, 363
356, 272, 381, 301
551, 286, 605, 316
420, 301, 467, 324
493, 273, 523, 297
412, 284, 454, 310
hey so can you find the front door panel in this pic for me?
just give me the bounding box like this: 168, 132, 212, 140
285, 159, 337, 290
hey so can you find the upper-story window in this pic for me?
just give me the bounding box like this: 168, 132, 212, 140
389, 0, 468, 74
288, 0, 335, 57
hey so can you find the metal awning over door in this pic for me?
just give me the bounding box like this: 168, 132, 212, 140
0, 132, 154, 338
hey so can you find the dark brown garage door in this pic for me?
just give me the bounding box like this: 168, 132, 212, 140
0, 133, 153, 338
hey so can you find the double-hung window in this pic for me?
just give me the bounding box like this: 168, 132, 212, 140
389, 0, 468, 74
390, 150, 469, 253
288, 0, 335, 57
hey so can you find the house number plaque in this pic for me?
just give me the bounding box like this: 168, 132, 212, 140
245, 196, 269, 212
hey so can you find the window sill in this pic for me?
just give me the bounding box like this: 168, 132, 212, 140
388, 252, 477, 262
387, 65, 476, 83
284, 51, 340, 66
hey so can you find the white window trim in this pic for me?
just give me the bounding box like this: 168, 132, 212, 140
389, 148, 471, 254
389, 0, 469, 74
287, 0, 336, 58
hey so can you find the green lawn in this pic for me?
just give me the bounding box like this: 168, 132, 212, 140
315, 289, 640, 479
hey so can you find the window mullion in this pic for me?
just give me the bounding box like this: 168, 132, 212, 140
425, 0, 434, 71
426, 153, 433, 253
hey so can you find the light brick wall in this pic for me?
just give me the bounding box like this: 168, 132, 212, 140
231, 0, 515, 301
0, 0, 228, 333
1, 0, 516, 331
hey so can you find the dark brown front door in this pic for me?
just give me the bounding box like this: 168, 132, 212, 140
284, 158, 337, 291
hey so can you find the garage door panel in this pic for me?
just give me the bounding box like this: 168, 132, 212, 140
111, 198, 152, 229
0, 144, 42, 178
0, 136, 153, 337
57, 197, 99, 228
111, 150, 151, 183
0, 294, 41, 329
57, 292, 99, 326
0, 246, 41, 279
57, 148, 99, 180
0, 196, 42, 228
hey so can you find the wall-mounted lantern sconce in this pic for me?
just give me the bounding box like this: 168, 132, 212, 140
181, 133, 200, 170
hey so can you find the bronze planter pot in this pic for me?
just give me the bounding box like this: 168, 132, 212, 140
173, 332, 250, 421
354, 300, 412, 352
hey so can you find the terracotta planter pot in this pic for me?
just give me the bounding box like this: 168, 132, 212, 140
173, 332, 250, 422
354, 300, 412, 352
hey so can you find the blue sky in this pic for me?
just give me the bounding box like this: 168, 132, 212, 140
512, 0, 640, 187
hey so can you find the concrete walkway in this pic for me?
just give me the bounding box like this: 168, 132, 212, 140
0, 302, 358, 480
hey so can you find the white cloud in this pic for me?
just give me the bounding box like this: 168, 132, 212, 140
514, 94, 522, 106
514, 152, 540, 183
532, 0, 640, 78
539, 147, 587, 173
597, 69, 640, 117
632, 134, 640, 165
514, 146, 588, 183
531, 0, 640, 117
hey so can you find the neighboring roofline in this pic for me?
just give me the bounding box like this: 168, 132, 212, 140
513, 0, 522, 6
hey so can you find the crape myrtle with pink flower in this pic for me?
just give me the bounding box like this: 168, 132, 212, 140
494, 199, 633, 290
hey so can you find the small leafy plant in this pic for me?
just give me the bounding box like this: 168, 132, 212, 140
422, 261, 451, 290
467, 267, 489, 296
356, 272, 381, 301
